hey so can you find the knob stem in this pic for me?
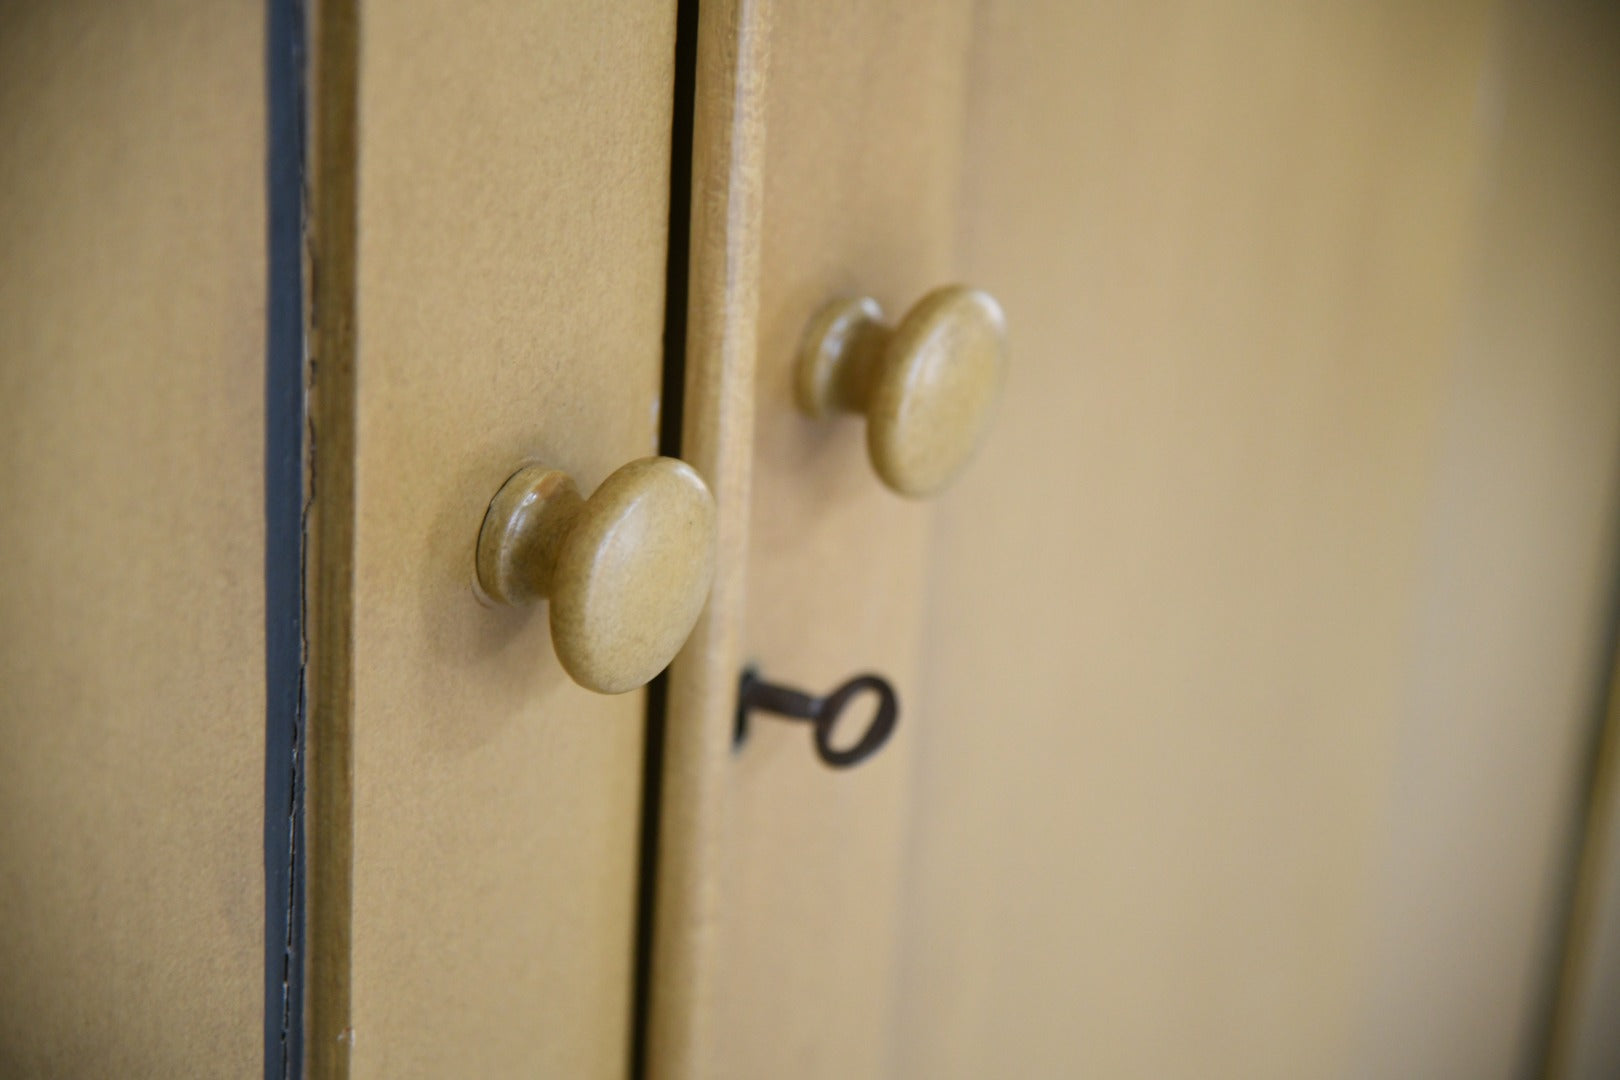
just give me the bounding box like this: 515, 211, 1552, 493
476, 466, 584, 605
795, 296, 892, 417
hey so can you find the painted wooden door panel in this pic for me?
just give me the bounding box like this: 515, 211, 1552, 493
648, 2, 973, 1076
710, 2, 971, 1077
901, 3, 1620, 1077
655, 2, 1620, 1078
311, 2, 679, 1076
0, 2, 267, 1074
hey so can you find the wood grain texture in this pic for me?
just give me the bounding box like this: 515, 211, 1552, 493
0, 1, 265, 1073
334, 1, 678, 1075
647, 1, 773, 1076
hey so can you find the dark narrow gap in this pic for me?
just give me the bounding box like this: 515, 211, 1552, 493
1524, 475, 1620, 1080
630, 2, 701, 1077
264, 0, 308, 1077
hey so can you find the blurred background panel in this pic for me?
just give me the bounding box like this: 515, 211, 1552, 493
893, 1, 1620, 1077
679, 3, 1620, 1077
0, 1, 266, 1074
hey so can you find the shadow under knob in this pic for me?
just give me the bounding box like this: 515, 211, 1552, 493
796, 284, 1006, 497
476, 456, 716, 695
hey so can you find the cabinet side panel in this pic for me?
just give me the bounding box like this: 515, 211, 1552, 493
711, 2, 976, 1077
0, 2, 267, 1074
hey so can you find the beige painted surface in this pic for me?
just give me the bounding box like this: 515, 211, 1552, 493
899, 2, 1620, 1078
341, 1, 676, 1075
0, 1, 265, 1074
645, 0, 772, 1075
653, 2, 975, 1077
661, 1, 1620, 1078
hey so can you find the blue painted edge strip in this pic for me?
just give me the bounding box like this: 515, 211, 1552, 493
265, 0, 307, 1076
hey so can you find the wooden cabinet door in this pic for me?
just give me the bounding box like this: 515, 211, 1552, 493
650, 2, 973, 1076
303, 2, 680, 1076
2, 2, 684, 1076
650, 2, 1620, 1078
901, 4, 1620, 1077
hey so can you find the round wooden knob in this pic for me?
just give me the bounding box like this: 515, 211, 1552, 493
795, 284, 1006, 497
476, 457, 717, 695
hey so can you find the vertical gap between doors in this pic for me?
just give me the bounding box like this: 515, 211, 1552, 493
631, 1, 701, 1077
265, 0, 308, 1076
